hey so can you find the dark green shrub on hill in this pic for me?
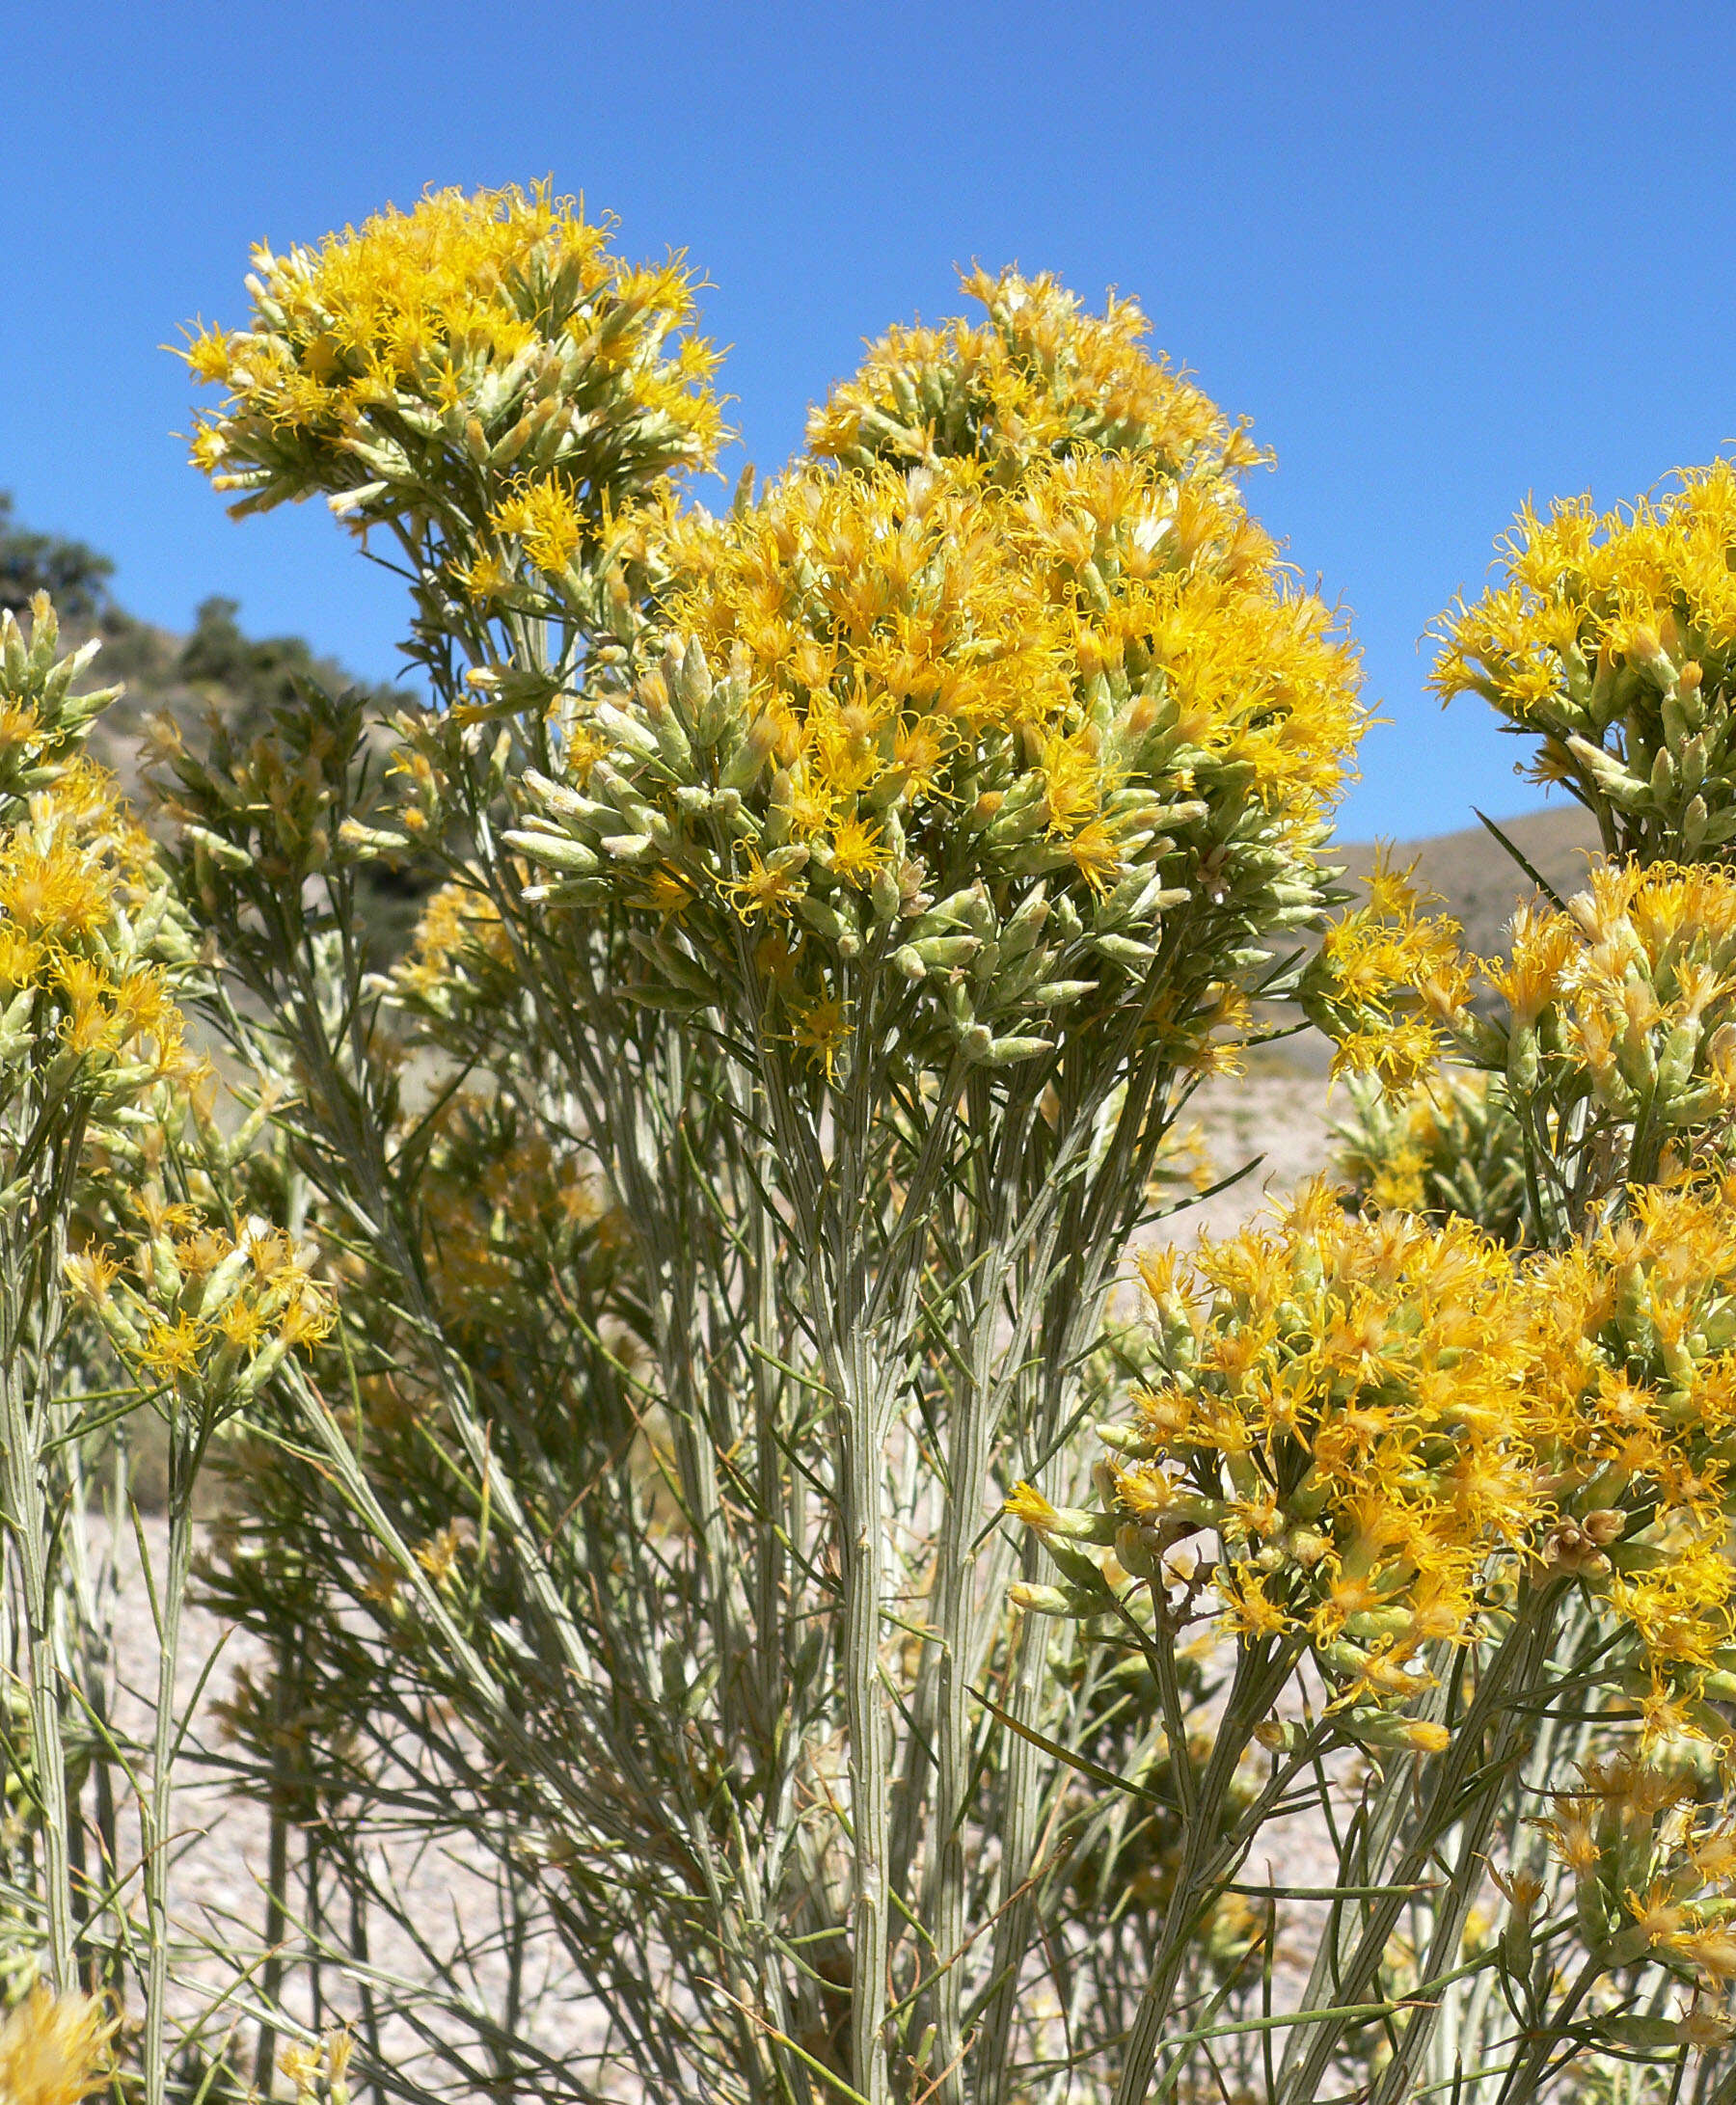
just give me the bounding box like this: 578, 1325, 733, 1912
0, 491, 114, 619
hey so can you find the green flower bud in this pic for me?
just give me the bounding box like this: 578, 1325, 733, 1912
502, 828, 601, 876
1008, 1582, 1102, 1618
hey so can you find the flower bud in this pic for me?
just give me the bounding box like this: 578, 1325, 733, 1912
1009, 1582, 1100, 1618
719, 715, 776, 792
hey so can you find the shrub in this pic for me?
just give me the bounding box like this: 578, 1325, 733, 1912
6, 179, 1736, 2105
154, 185, 1361, 2104
1020, 475, 1736, 2102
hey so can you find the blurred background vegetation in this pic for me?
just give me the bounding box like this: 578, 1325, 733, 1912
0, 492, 438, 964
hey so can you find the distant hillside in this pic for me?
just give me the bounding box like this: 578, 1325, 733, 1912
78, 596, 405, 780
3, 493, 413, 778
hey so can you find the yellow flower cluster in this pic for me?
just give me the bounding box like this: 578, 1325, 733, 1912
808, 267, 1262, 482
0, 757, 190, 1107
1526, 1181, 1736, 1729
388, 875, 521, 1039
412, 1092, 622, 1357
1017, 1174, 1736, 1746
1433, 462, 1736, 860
0, 1983, 116, 2105
181, 183, 722, 624
1332, 1067, 1531, 1243
1314, 858, 1736, 1224
1300, 850, 1475, 1090
1486, 863, 1736, 1137
66, 1192, 334, 1405
1052, 1188, 1541, 1734
0, 597, 121, 805
508, 276, 1363, 1080
0, 603, 187, 1066
1543, 1751, 1736, 1999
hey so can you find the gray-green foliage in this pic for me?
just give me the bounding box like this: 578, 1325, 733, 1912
1331, 1067, 1533, 1242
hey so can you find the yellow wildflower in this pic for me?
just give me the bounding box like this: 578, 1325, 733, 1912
490, 475, 584, 580
827, 814, 889, 888
0, 1984, 117, 2105
140, 1313, 206, 1378
790, 994, 851, 1080
720, 850, 803, 924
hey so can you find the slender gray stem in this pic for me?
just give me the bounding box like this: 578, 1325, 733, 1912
142, 1450, 195, 2105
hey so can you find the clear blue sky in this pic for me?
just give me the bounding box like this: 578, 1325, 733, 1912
5, 1, 1733, 840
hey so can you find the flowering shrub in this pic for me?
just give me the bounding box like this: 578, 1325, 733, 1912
9, 176, 1736, 2105
1017, 466, 1736, 2102
152, 184, 1373, 2105
1435, 465, 1736, 861
1024, 1189, 1736, 2092
0, 597, 333, 2102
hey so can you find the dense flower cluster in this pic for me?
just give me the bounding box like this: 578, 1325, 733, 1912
1434, 463, 1736, 861
1486, 863, 1736, 1131
0, 762, 190, 1108
508, 282, 1363, 1082
181, 183, 723, 652
807, 268, 1261, 482
1017, 1174, 1736, 1748
0, 602, 193, 1121
1309, 857, 1736, 1213
1528, 1182, 1736, 1733
65, 1193, 334, 1406
1017, 1188, 1540, 1743
410, 1091, 623, 1359
1299, 850, 1473, 1089
1542, 1752, 1736, 2007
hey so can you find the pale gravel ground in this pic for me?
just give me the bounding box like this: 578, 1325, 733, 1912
104, 1525, 620, 2092
111, 1061, 1339, 2092
1173, 1061, 1339, 1245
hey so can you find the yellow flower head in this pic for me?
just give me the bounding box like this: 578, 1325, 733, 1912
0, 1984, 117, 2105
1056, 1187, 1553, 1711
184, 182, 723, 604
1004, 1481, 1061, 1532
789, 992, 851, 1080
1433, 461, 1736, 862
490, 474, 584, 580
827, 813, 889, 888
808, 267, 1253, 482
